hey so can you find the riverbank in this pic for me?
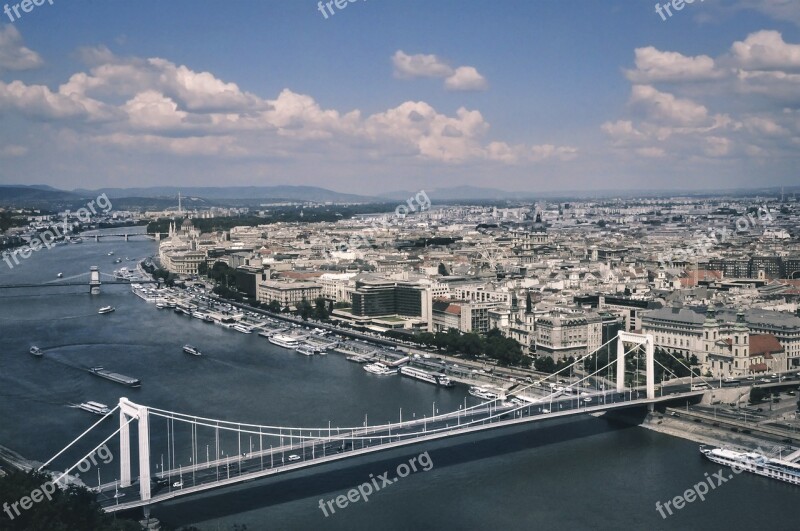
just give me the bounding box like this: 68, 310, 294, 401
640, 411, 796, 455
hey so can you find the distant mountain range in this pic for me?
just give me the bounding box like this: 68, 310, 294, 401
72, 186, 380, 203
1, 183, 797, 209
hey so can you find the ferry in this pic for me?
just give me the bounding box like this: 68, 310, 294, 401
89, 367, 141, 388
98, 306, 115, 314
183, 345, 202, 356
269, 334, 301, 349
76, 401, 111, 415
700, 446, 800, 486
29, 346, 43, 357
363, 362, 395, 376
233, 324, 253, 334
399, 366, 453, 387
469, 386, 499, 400
295, 345, 316, 356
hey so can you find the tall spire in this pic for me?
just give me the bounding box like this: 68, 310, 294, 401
178, 191, 182, 215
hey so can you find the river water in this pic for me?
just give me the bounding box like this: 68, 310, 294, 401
0, 228, 796, 530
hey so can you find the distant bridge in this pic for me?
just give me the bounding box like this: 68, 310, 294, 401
0, 268, 158, 293
81, 233, 167, 242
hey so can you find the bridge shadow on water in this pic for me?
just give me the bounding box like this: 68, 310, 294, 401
142, 409, 649, 525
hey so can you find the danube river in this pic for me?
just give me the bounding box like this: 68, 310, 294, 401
0, 228, 796, 530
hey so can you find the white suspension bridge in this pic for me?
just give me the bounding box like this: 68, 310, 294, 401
39, 332, 715, 517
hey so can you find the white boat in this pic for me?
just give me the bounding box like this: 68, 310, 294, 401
469, 386, 499, 400
108, 251, 114, 256
233, 324, 252, 334
295, 345, 316, 356
98, 306, 115, 314
700, 446, 800, 486
29, 346, 43, 357
77, 401, 110, 415
363, 363, 395, 375
269, 334, 301, 349
399, 366, 453, 387
183, 345, 202, 356
57, 273, 63, 278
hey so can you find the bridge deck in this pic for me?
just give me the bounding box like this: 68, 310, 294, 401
102, 390, 703, 513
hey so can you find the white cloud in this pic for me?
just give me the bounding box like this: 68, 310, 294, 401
0, 144, 27, 157
626, 47, 722, 83
392, 50, 453, 79
0, 25, 42, 71
392, 50, 487, 91
731, 30, 800, 71
530, 144, 578, 162
630, 85, 710, 126
444, 66, 488, 91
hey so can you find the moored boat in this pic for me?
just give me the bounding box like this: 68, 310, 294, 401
295, 345, 316, 356
469, 386, 499, 400
399, 365, 453, 387
363, 362, 395, 375
700, 446, 800, 486
269, 334, 301, 349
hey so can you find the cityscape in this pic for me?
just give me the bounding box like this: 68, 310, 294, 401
1, 2, 800, 530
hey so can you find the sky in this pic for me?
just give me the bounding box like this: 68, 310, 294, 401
0, 0, 798, 195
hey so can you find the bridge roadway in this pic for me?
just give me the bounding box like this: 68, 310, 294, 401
0, 280, 158, 289
99, 388, 704, 513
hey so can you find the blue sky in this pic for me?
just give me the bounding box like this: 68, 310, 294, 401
0, 0, 798, 194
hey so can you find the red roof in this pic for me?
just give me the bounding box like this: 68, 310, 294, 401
749, 363, 768, 373
749, 334, 784, 357
445, 304, 461, 315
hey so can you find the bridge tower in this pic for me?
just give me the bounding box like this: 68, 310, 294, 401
89, 266, 101, 294
124, 233, 129, 242
616, 331, 655, 404
119, 398, 152, 502
95, 234, 100, 242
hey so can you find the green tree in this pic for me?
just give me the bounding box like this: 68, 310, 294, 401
313, 297, 329, 320
0, 469, 139, 530
296, 299, 312, 321
749, 387, 767, 404
534, 356, 556, 373
267, 300, 281, 313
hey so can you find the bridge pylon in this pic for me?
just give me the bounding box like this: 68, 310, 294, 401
89, 266, 101, 294
616, 331, 655, 403
119, 398, 151, 502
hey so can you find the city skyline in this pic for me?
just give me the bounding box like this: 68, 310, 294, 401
0, 2, 799, 193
